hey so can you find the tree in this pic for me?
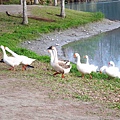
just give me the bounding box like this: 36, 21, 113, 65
60, 0, 65, 18
20, 0, 22, 4
22, 0, 28, 24
34, 0, 39, 4
54, 0, 57, 6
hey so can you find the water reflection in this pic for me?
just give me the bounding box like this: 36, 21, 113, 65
65, 0, 120, 20
62, 28, 120, 68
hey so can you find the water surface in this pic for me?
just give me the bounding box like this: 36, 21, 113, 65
63, 28, 120, 68
65, 0, 120, 20
64, 0, 120, 68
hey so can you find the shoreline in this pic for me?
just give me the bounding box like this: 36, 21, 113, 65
22, 19, 120, 59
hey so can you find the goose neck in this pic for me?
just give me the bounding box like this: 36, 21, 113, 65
53, 48, 58, 63
50, 50, 54, 63
6, 48, 18, 57
86, 57, 89, 64
76, 55, 81, 65
1, 47, 7, 59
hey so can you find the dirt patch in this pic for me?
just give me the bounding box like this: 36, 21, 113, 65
0, 76, 120, 120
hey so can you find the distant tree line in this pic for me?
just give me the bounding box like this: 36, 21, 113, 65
0, 0, 103, 5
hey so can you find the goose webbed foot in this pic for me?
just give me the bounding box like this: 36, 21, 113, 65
61, 73, 65, 78
22, 65, 27, 71
8, 67, 14, 71
82, 74, 85, 78
90, 74, 92, 79
53, 72, 60, 77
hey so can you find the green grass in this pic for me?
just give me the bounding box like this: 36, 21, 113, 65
0, 6, 120, 110
1, 0, 19, 4
0, 6, 104, 58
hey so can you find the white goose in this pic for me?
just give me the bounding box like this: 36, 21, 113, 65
0, 45, 21, 70
100, 61, 120, 78
48, 49, 54, 67
48, 49, 70, 67
100, 65, 108, 73
5, 47, 36, 70
74, 53, 93, 78
101, 66, 120, 78
47, 46, 72, 78
84, 55, 98, 72
109, 61, 119, 72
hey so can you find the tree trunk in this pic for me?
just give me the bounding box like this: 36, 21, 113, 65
20, 0, 23, 5
60, 0, 65, 18
54, 0, 57, 6
34, 0, 39, 4
0, 0, 3, 4
22, 0, 28, 24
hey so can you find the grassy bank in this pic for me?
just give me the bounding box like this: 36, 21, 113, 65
0, 6, 120, 110
0, 6, 103, 57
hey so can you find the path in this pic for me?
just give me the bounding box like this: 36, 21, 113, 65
0, 76, 120, 120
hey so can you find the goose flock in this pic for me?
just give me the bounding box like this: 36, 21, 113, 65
0, 45, 35, 71
1, 45, 120, 79
47, 46, 120, 79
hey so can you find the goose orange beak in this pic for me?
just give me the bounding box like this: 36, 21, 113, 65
74, 54, 76, 58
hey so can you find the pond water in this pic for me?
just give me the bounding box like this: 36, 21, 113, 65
65, 0, 120, 20
63, 0, 120, 68
63, 28, 120, 68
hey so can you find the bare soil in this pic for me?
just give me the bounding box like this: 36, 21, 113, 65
0, 74, 120, 120
0, 5, 120, 120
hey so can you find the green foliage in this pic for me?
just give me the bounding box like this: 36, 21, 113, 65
93, 12, 105, 19
1, 0, 19, 4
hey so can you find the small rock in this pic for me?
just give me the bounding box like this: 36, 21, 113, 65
56, 43, 59, 46
28, 41, 31, 44
100, 30, 102, 33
